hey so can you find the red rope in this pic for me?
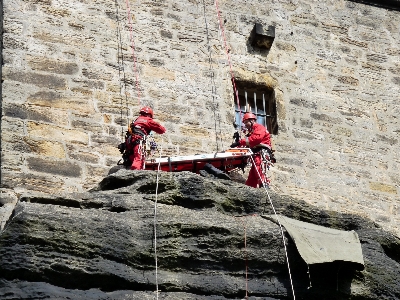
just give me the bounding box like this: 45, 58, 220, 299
124, 0, 141, 105
214, 0, 243, 122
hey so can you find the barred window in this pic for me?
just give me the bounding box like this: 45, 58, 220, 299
233, 82, 278, 134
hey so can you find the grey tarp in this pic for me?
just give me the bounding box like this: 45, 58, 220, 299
264, 215, 364, 267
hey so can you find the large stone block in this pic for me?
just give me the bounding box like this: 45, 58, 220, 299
97, 103, 124, 115
27, 157, 82, 178
289, 98, 317, 109
2, 133, 33, 154
374, 134, 398, 146
2, 35, 27, 51
1, 171, 64, 194
369, 182, 398, 194
24, 138, 66, 158
71, 120, 103, 133
28, 57, 79, 75
72, 79, 105, 90
90, 134, 119, 146
82, 68, 113, 80
67, 151, 100, 164
310, 113, 342, 124
27, 122, 89, 144
0, 152, 23, 172
180, 126, 210, 138
4, 70, 67, 89
335, 126, 353, 137
3, 103, 69, 125
33, 31, 95, 48
143, 65, 175, 80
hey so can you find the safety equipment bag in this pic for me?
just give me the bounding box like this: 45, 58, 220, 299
263, 214, 364, 268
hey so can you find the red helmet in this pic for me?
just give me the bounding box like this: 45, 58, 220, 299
139, 106, 153, 118
242, 112, 257, 122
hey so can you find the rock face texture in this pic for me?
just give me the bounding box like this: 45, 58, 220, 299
1, 171, 399, 299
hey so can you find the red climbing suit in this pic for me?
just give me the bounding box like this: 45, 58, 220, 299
126, 115, 166, 170
238, 123, 272, 188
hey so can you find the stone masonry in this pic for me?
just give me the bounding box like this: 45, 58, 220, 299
1, 0, 400, 236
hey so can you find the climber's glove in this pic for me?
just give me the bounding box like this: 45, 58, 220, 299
118, 143, 126, 154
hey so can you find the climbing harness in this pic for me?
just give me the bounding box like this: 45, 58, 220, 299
249, 146, 275, 187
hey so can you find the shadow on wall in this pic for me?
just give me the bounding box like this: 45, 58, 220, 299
0, 0, 3, 187
347, 0, 400, 12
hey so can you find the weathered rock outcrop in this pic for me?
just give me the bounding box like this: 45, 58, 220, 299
1, 170, 399, 299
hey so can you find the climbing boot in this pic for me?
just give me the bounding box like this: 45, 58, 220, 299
203, 163, 231, 180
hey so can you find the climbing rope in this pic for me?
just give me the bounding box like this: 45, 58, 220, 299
201, 0, 223, 151
114, 0, 130, 140
214, 0, 243, 123
235, 216, 249, 299
124, 0, 141, 105
248, 154, 296, 300
213, 3, 294, 297
153, 145, 163, 299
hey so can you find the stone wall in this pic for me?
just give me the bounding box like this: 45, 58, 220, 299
1, 0, 399, 235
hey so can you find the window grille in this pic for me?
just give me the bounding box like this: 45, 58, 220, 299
233, 84, 278, 134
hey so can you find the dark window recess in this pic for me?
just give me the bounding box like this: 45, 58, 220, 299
233, 82, 278, 135
250, 23, 275, 51
347, 0, 400, 11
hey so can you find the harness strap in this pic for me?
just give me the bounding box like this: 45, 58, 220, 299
132, 125, 146, 138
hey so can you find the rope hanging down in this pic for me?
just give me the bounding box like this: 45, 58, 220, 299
235, 216, 249, 299
249, 155, 296, 300
214, 3, 294, 297
214, 0, 243, 123
202, 0, 223, 152
124, 0, 141, 105
114, 0, 130, 140
153, 145, 163, 300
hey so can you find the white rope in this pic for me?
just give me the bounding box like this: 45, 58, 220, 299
249, 155, 296, 300
201, 0, 222, 152
153, 145, 163, 299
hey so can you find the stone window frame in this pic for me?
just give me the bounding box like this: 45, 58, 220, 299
233, 81, 278, 135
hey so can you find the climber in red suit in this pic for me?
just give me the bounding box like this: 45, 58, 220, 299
126, 106, 166, 170
231, 112, 272, 188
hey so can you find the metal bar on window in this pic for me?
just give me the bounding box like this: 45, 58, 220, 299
254, 92, 257, 117
263, 93, 266, 128
245, 90, 248, 112
234, 90, 242, 128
